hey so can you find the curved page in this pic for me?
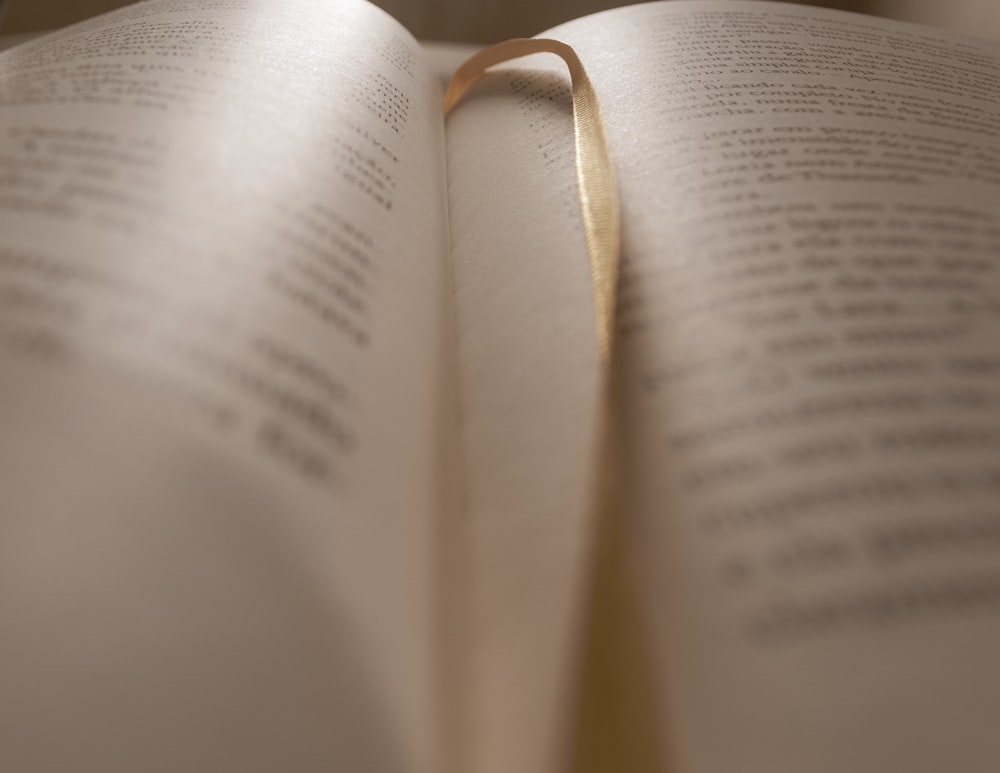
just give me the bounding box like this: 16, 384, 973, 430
447, 2, 1000, 772
0, 1, 451, 771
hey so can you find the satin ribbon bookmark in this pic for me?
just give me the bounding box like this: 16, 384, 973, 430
445, 39, 664, 773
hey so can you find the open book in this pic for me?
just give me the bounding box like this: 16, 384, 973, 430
3, 0, 1000, 771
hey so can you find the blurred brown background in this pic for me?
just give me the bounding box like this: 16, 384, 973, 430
2, 0, 999, 42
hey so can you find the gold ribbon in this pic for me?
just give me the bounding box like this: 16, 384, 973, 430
446, 40, 663, 773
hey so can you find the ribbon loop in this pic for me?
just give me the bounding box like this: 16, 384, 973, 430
444, 38, 621, 364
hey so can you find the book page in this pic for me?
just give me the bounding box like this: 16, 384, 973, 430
447, 2, 1000, 772
0, 2, 452, 772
